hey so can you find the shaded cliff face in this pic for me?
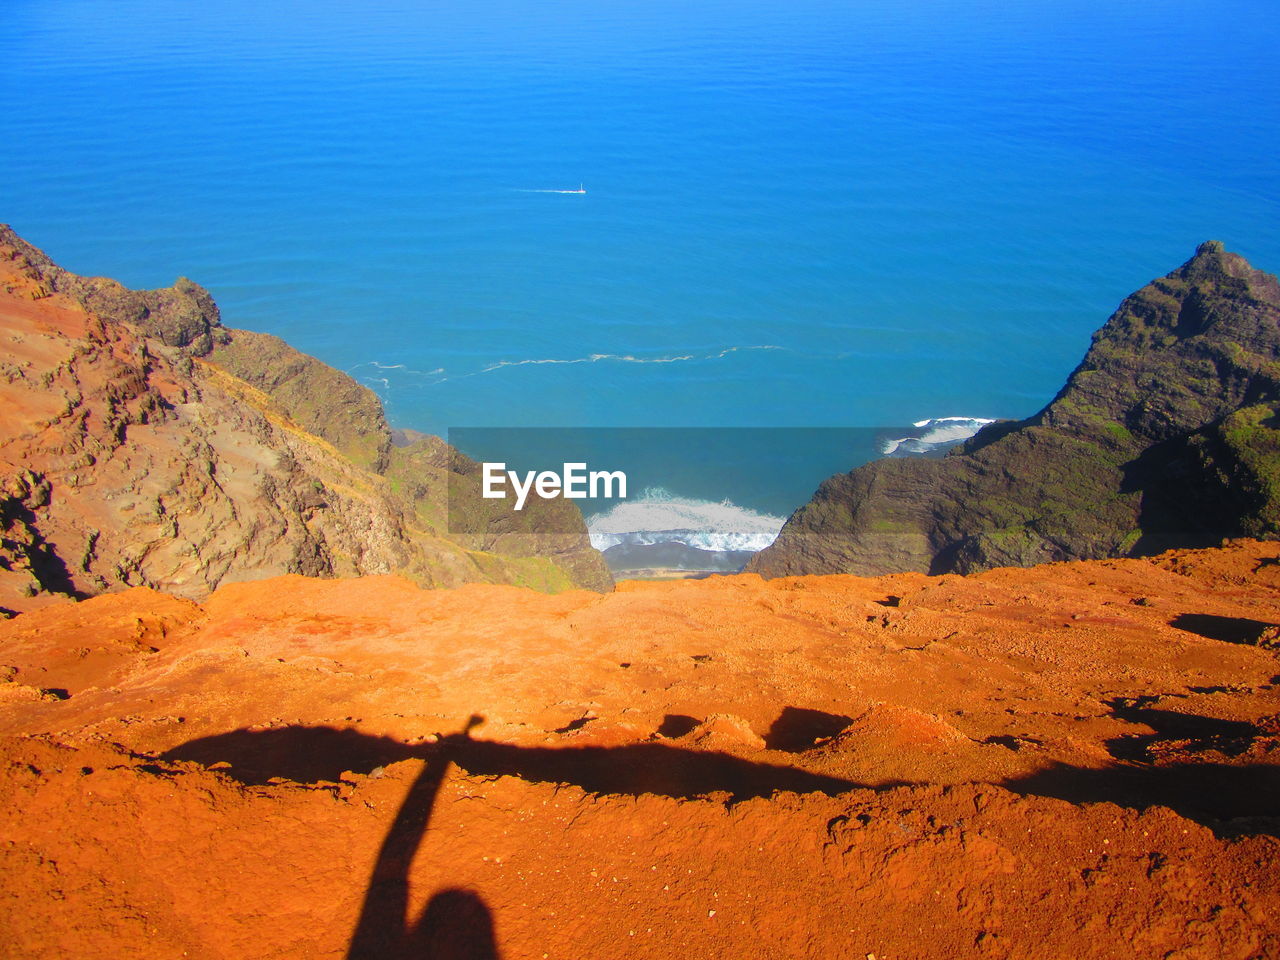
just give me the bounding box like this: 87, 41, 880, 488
750, 242, 1280, 577
0, 225, 610, 613
2, 542, 1280, 958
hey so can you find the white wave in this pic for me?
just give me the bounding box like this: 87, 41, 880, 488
911, 416, 994, 428
587, 488, 784, 554
882, 416, 997, 456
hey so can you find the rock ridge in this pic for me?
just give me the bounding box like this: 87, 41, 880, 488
0, 225, 611, 613
750, 242, 1280, 577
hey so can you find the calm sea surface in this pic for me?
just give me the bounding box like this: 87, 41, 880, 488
4, 0, 1278, 439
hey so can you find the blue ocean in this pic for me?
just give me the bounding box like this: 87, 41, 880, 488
4, 0, 1278, 566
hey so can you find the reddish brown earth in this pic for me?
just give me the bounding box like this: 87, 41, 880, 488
3, 541, 1280, 958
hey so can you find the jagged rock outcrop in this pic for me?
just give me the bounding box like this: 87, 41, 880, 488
750, 242, 1280, 577
0, 225, 611, 613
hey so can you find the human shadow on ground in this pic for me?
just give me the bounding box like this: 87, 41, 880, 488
164, 718, 869, 958
345, 716, 500, 960
163, 723, 862, 800
163, 725, 426, 785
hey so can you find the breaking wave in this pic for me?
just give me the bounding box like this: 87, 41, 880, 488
587, 488, 785, 553
881, 416, 997, 456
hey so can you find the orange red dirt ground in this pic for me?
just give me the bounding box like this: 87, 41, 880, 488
3, 541, 1280, 958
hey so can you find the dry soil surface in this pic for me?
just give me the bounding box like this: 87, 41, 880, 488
3, 541, 1280, 958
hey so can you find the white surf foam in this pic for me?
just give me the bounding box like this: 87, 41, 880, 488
882, 416, 997, 456
587, 488, 785, 553
911, 416, 994, 428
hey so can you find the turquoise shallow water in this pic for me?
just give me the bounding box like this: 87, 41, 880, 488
3, 0, 1278, 436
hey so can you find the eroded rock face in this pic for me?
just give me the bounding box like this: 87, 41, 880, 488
750, 242, 1280, 577
0, 225, 610, 613
208, 328, 395, 473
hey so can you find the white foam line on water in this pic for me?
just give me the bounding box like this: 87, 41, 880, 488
350, 345, 784, 389
480, 344, 782, 375
347, 360, 446, 380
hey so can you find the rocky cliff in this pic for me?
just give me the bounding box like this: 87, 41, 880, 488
750, 242, 1280, 577
0, 225, 611, 614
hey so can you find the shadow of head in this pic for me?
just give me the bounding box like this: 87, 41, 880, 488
406, 888, 500, 960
